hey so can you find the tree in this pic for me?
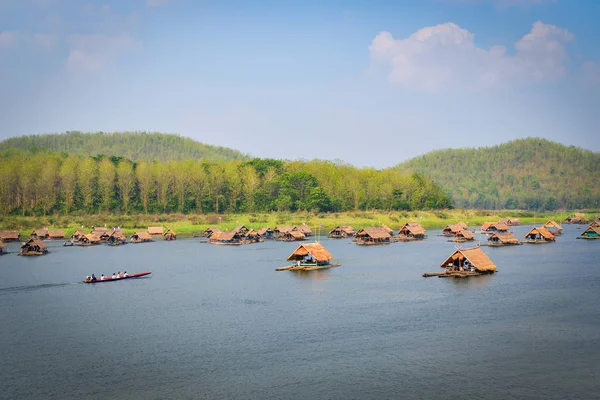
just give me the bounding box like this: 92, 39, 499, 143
98, 157, 116, 212
59, 155, 79, 214
136, 161, 153, 214
78, 157, 98, 212
116, 159, 135, 213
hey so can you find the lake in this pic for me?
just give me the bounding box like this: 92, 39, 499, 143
1, 224, 599, 399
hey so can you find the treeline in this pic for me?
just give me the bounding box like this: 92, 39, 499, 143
0, 131, 249, 162
0, 150, 452, 216
396, 138, 600, 210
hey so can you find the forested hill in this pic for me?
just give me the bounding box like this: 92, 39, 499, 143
396, 138, 600, 210
0, 131, 249, 162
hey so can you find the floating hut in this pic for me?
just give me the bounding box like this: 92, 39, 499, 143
164, 228, 177, 241
280, 231, 306, 242
277, 242, 340, 271
523, 227, 555, 244
396, 223, 426, 241
209, 230, 243, 245
448, 229, 475, 243
273, 226, 294, 239
106, 231, 127, 246
328, 225, 355, 238
381, 224, 394, 236
202, 227, 221, 238
148, 226, 164, 235
232, 225, 250, 236
70, 230, 86, 241
19, 238, 48, 256
442, 224, 463, 237
257, 227, 274, 239
564, 213, 588, 224
588, 221, 600, 229
542, 220, 563, 236
130, 231, 154, 243
0, 231, 20, 242
481, 222, 509, 234
78, 233, 101, 246
423, 247, 496, 278
499, 217, 520, 226
31, 228, 50, 239
294, 224, 312, 237
354, 227, 392, 245
48, 230, 65, 239
243, 229, 263, 243
579, 226, 600, 240
486, 232, 521, 246
91, 227, 109, 236
0, 241, 6, 255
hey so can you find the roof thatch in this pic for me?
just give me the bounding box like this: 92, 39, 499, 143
0, 231, 20, 240
22, 238, 48, 249
283, 231, 306, 240
440, 247, 497, 272
488, 232, 520, 244
32, 229, 49, 237
91, 227, 108, 233
443, 224, 463, 234
286, 242, 333, 263
48, 230, 65, 238
581, 226, 600, 237
83, 233, 101, 243
132, 231, 153, 241
543, 220, 563, 231
164, 228, 176, 237
481, 222, 494, 231
355, 227, 391, 240
148, 226, 163, 235
274, 226, 293, 233
257, 227, 272, 235
398, 225, 426, 236
380, 224, 394, 234
71, 229, 86, 238
210, 231, 242, 242
294, 224, 312, 235
456, 230, 474, 240
456, 222, 468, 230
525, 227, 555, 240
232, 225, 249, 234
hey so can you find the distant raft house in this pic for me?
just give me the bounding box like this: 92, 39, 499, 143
442, 224, 464, 237
148, 226, 164, 236
448, 229, 475, 243
273, 226, 294, 239
209, 230, 243, 245
130, 232, 154, 243
202, 227, 221, 238
487, 232, 521, 246
328, 225, 355, 239
0, 231, 20, 242
257, 227, 274, 239
396, 222, 426, 241
354, 227, 392, 245
78, 233, 101, 246
232, 225, 250, 236
31, 227, 65, 240
164, 228, 176, 241
244, 229, 263, 243
542, 220, 563, 236
277, 242, 340, 272
19, 238, 49, 256
281, 231, 306, 242
564, 213, 588, 224
70, 230, 86, 241
294, 224, 312, 237
481, 222, 509, 234
579, 226, 600, 240
424, 247, 497, 278
106, 231, 127, 245
498, 217, 520, 226
523, 227, 555, 244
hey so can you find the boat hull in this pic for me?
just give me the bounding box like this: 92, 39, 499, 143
84, 272, 151, 283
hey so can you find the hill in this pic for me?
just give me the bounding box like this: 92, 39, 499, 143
395, 138, 600, 210
0, 131, 249, 162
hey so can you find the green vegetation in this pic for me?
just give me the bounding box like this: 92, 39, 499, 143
0, 150, 451, 217
396, 138, 600, 210
0, 131, 249, 162
2, 209, 591, 237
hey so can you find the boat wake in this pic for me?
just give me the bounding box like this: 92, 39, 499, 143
0, 282, 80, 294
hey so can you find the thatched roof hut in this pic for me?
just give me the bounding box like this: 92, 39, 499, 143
440, 247, 497, 273
543, 220, 563, 235
48, 230, 65, 239
232, 225, 250, 235
257, 227, 274, 239
31, 228, 49, 239
243, 229, 263, 243
274, 226, 294, 238
286, 242, 333, 265
456, 222, 468, 230
293, 224, 312, 236
148, 226, 163, 235
281, 231, 306, 242
380, 224, 394, 235
397, 224, 426, 240
130, 231, 153, 243
106, 230, 127, 245
580, 226, 600, 239
209, 230, 243, 245
452, 229, 475, 242
499, 217, 520, 226
524, 227, 555, 243
0, 231, 20, 242
164, 228, 176, 241
565, 213, 588, 224
80, 233, 101, 245
328, 225, 354, 238
71, 230, 86, 241
202, 227, 221, 238
481, 222, 509, 233
20, 238, 48, 255
487, 232, 520, 246
354, 227, 392, 245
442, 224, 463, 236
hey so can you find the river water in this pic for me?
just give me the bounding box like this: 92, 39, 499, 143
1, 224, 599, 399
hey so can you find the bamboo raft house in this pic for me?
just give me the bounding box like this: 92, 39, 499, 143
480, 222, 510, 234
499, 217, 520, 226
70, 230, 86, 241
106, 231, 127, 246
202, 227, 221, 238
293, 224, 312, 237
148, 226, 164, 235
276, 242, 340, 271
381, 224, 394, 236
328, 225, 355, 238
31, 228, 49, 240
354, 227, 392, 245
442, 224, 463, 237
485, 232, 521, 247
542, 220, 563, 236
280, 231, 306, 242
396, 223, 426, 242
19, 238, 49, 256
209, 230, 243, 245
448, 229, 475, 243
77, 233, 101, 246
232, 225, 250, 236
523, 227, 555, 244
164, 228, 177, 241
0, 231, 20, 242
257, 227, 274, 239
423, 247, 497, 278
578, 226, 600, 240
564, 213, 588, 224
243, 229, 263, 243
273, 226, 293, 239
130, 231, 154, 244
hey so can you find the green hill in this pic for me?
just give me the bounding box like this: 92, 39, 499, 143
395, 138, 600, 210
0, 131, 249, 162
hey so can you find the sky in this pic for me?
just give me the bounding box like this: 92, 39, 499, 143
1, 0, 599, 167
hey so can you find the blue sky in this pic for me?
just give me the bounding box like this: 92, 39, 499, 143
1, 0, 598, 167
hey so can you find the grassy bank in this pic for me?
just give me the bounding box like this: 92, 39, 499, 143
1, 209, 596, 237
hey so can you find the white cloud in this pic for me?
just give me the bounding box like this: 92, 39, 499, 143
369, 21, 574, 90
66, 34, 140, 72
0, 31, 19, 47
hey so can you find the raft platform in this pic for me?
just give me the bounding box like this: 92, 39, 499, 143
276, 263, 341, 272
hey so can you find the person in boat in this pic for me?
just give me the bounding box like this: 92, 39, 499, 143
100, 274, 106, 281
117, 271, 121, 278
91, 274, 97, 282
123, 271, 129, 277
85, 276, 91, 282
111, 273, 117, 279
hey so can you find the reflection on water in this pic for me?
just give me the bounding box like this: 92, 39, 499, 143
290, 270, 331, 280
447, 274, 494, 288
